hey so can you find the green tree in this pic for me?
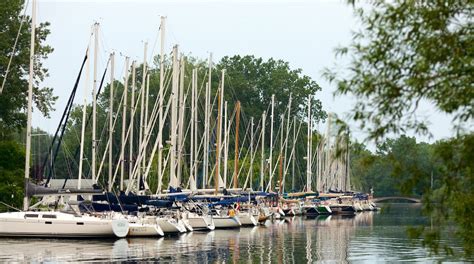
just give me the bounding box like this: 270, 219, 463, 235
324, 0, 473, 139
54, 55, 326, 192
326, 0, 473, 256
218, 55, 326, 126
0, 140, 24, 211
0, 0, 56, 136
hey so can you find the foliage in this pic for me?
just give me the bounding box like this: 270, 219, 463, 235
326, 0, 473, 256
0, 0, 57, 136
51, 55, 325, 193
324, 0, 473, 140
0, 141, 24, 211
218, 55, 325, 125
413, 134, 474, 256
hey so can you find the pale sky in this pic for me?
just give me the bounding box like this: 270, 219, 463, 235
29, 0, 456, 145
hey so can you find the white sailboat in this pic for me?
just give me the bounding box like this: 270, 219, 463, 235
127, 215, 164, 237
0, 211, 129, 238
183, 212, 215, 231
212, 210, 241, 229
237, 210, 258, 226
0, 0, 130, 239
156, 216, 187, 234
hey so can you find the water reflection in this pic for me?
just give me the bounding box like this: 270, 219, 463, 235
0, 205, 471, 263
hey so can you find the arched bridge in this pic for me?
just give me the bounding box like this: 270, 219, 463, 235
372, 196, 421, 203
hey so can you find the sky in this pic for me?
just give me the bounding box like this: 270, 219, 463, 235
29, 0, 456, 146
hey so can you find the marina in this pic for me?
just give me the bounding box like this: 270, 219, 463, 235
0, 0, 472, 261
0, 204, 470, 263
0, 0, 374, 240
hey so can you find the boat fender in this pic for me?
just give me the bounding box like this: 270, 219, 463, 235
112, 219, 129, 238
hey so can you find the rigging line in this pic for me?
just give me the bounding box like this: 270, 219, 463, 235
148, 24, 161, 63
175, 75, 192, 166
242, 119, 263, 190
128, 72, 174, 193
129, 68, 173, 184
98, 26, 111, 61
282, 120, 302, 190
121, 63, 173, 183
40, 49, 88, 172
95, 59, 128, 181
62, 143, 74, 180
43, 48, 91, 185
58, 139, 77, 177
65, 62, 110, 186
0, 0, 30, 95
205, 90, 224, 186
265, 123, 285, 192
228, 120, 251, 187
0, 201, 21, 212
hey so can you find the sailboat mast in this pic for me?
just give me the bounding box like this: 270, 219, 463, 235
233, 101, 241, 189
169, 45, 179, 188
190, 69, 196, 191
193, 69, 199, 191
108, 52, 115, 191
306, 95, 312, 192
138, 42, 147, 191
260, 111, 266, 191
77, 47, 89, 191
292, 116, 296, 191
250, 117, 254, 190
279, 114, 284, 194
214, 70, 225, 194
268, 94, 275, 191
203, 54, 212, 189
157, 16, 166, 193
282, 94, 292, 192
120, 57, 130, 191
177, 55, 185, 185
223, 101, 228, 187
23, 0, 36, 211
92, 22, 99, 183
129, 62, 136, 186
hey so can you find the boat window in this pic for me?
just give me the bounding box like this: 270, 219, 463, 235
45, 221, 52, 224
42, 214, 57, 219
76, 222, 84, 225
25, 214, 38, 218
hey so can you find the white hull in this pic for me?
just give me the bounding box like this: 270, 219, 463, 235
361, 203, 372, 211
212, 216, 241, 229
156, 217, 187, 234
181, 219, 193, 232
354, 203, 364, 212
237, 213, 258, 226
126, 215, 164, 237
253, 206, 272, 224
0, 211, 128, 238
184, 214, 215, 231
128, 223, 164, 237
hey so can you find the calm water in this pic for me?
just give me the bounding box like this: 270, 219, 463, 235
0, 204, 470, 263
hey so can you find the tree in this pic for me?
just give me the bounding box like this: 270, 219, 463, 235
218, 55, 326, 126
326, 0, 473, 256
0, 0, 56, 136
0, 140, 24, 211
324, 0, 473, 140
52, 55, 326, 192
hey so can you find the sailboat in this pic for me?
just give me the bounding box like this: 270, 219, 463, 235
0, 0, 130, 238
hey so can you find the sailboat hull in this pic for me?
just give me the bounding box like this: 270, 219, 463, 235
237, 213, 258, 226
212, 216, 241, 229
156, 218, 187, 233
128, 223, 164, 237
0, 212, 128, 238
184, 215, 215, 231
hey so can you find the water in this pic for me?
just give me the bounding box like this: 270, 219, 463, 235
0, 204, 470, 263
